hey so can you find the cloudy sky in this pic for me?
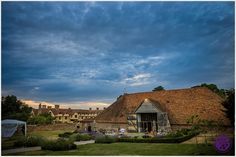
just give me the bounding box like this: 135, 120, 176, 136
2, 2, 235, 109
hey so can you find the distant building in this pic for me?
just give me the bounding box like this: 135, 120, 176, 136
93, 87, 230, 134
31, 104, 103, 124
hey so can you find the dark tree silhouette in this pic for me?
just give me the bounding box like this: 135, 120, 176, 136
2, 95, 32, 121
222, 89, 235, 126
152, 86, 165, 91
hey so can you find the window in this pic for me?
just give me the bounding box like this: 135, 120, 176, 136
65, 117, 67, 120
59, 117, 61, 120
75, 115, 77, 118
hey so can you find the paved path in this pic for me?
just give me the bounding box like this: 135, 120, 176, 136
2, 146, 41, 155
74, 140, 95, 145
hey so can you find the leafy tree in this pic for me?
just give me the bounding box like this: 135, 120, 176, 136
222, 89, 235, 126
152, 86, 165, 91
28, 113, 55, 125
2, 95, 32, 121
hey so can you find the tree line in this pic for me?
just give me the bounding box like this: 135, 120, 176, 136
2, 95, 54, 124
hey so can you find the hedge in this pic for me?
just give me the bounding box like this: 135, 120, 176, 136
14, 135, 45, 147
41, 138, 76, 151
14, 135, 76, 151
118, 131, 199, 143
95, 136, 117, 144
58, 132, 74, 138
75, 134, 92, 141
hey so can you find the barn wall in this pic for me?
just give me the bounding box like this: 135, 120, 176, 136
95, 122, 128, 132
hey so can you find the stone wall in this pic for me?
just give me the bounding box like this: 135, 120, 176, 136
80, 122, 128, 132
95, 122, 128, 132
28, 123, 76, 132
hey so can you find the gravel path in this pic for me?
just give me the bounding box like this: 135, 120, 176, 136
74, 140, 95, 145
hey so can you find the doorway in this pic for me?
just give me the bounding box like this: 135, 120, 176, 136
139, 113, 158, 132
87, 125, 92, 132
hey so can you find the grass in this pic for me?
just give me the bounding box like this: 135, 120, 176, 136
6, 143, 233, 156
3, 130, 234, 155
28, 130, 73, 140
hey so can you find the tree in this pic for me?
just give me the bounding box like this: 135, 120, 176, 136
28, 113, 55, 125
152, 86, 165, 91
2, 95, 32, 121
222, 89, 235, 126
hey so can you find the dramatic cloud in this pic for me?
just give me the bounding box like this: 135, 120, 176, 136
2, 2, 234, 108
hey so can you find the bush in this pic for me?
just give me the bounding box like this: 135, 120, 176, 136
165, 128, 198, 138
142, 134, 151, 138
25, 136, 45, 147
27, 113, 55, 125
41, 138, 76, 151
75, 133, 92, 141
118, 130, 200, 143
14, 136, 44, 147
14, 137, 26, 147
95, 135, 117, 144
58, 132, 74, 138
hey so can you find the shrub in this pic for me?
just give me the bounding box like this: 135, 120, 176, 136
68, 133, 77, 142
58, 132, 74, 138
25, 136, 45, 147
95, 135, 117, 144
14, 135, 44, 147
165, 128, 198, 138
27, 113, 55, 125
68, 133, 92, 141
118, 130, 200, 143
41, 138, 76, 151
14, 136, 26, 147
142, 134, 151, 138
74, 133, 92, 141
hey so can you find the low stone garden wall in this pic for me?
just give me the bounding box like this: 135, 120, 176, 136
28, 123, 76, 132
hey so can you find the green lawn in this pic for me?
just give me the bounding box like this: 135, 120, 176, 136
6, 143, 233, 156
29, 130, 73, 140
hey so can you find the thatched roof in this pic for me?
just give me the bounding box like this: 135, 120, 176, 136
95, 87, 230, 125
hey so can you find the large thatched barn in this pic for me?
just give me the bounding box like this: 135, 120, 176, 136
93, 87, 230, 133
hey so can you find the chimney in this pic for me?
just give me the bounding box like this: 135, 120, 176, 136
47, 106, 52, 109
55, 105, 60, 109
39, 103, 42, 109
96, 107, 99, 110
42, 105, 46, 109
103, 107, 106, 110
89, 108, 92, 110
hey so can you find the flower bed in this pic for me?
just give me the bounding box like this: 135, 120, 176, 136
118, 129, 200, 143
